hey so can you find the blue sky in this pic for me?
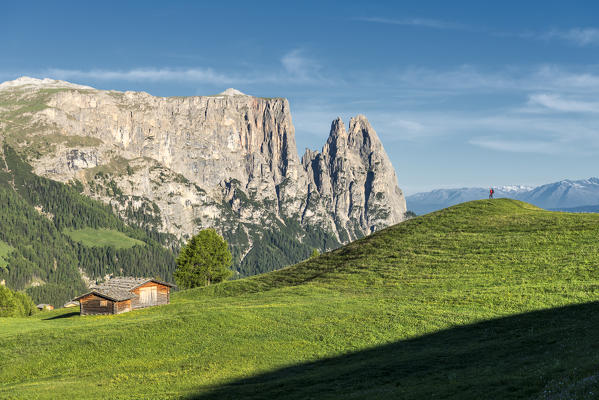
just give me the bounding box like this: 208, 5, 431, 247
2, 0, 599, 194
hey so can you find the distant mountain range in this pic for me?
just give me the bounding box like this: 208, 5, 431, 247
407, 178, 599, 215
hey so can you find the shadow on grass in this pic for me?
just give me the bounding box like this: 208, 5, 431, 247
43, 311, 79, 320
188, 301, 599, 400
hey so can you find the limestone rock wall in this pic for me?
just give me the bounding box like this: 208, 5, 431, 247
0, 78, 406, 253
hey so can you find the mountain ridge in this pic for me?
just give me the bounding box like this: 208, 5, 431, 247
407, 177, 599, 215
0, 77, 406, 276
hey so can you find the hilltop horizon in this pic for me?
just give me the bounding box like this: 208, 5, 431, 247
407, 176, 599, 214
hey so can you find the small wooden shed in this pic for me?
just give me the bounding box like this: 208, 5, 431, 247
73, 277, 175, 316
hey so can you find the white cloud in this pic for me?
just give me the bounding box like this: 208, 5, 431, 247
25, 62, 599, 100
47, 67, 238, 85
343, 109, 599, 155
280, 49, 331, 84
357, 19, 599, 48
41, 50, 333, 87
374, 64, 599, 97
527, 93, 599, 113
392, 65, 517, 91
293, 99, 599, 159
543, 28, 599, 46
464, 114, 599, 155
534, 65, 599, 91
356, 17, 465, 30
292, 105, 437, 147
388, 118, 425, 134
11, 61, 599, 158
468, 138, 560, 154
281, 49, 311, 77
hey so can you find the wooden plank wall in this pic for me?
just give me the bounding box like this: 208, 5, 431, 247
115, 299, 132, 314
80, 294, 115, 315
131, 282, 170, 309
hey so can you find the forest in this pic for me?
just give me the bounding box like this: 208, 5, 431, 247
0, 143, 343, 306
0, 145, 177, 306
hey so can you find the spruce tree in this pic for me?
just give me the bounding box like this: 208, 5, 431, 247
174, 229, 232, 289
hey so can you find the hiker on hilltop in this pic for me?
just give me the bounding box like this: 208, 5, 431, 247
489, 188, 494, 199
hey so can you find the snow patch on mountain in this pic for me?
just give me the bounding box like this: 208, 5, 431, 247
407, 178, 599, 215
218, 88, 247, 96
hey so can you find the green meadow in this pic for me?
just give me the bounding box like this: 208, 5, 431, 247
64, 227, 146, 249
2, 199, 599, 399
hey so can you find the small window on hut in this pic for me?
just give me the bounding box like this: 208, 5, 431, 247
100, 300, 107, 307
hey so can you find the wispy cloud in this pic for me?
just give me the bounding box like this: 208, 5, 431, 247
281, 49, 321, 81
506, 27, 599, 47
28, 62, 599, 99
527, 93, 599, 113
542, 28, 599, 46
297, 108, 599, 157
313, 107, 599, 156
279, 49, 340, 85
468, 138, 560, 154
358, 17, 599, 48
14, 60, 599, 158
465, 115, 599, 155
43, 49, 334, 87
380, 64, 599, 96
47, 67, 238, 85
392, 65, 517, 92
356, 17, 465, 30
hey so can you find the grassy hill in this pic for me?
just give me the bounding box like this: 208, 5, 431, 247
2, 199, 599, 399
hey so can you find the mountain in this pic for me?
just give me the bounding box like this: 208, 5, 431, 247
407, 178, 599, 214
406, 185, 531, 215
4, 199, 599, 398
0, 145, 176, 307
517, 177, 599, 210
552, 205, 599, 213
0, 77, 406, 276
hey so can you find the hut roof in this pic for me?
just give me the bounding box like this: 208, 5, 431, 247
73, 277, 175, 302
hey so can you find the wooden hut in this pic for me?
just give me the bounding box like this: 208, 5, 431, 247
73, 277, 175, 316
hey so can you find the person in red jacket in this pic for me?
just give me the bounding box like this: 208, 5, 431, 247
489, 188, 494, 199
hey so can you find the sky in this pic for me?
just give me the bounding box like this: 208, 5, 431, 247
2, 0, 599, 194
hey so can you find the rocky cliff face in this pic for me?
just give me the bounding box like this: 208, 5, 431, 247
302, 116, 405, 239
0, 77, 406, 274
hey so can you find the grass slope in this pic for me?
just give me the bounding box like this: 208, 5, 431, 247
0, 240, 14, 269
64, 227, 146, 249
2, 199, 599, 399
